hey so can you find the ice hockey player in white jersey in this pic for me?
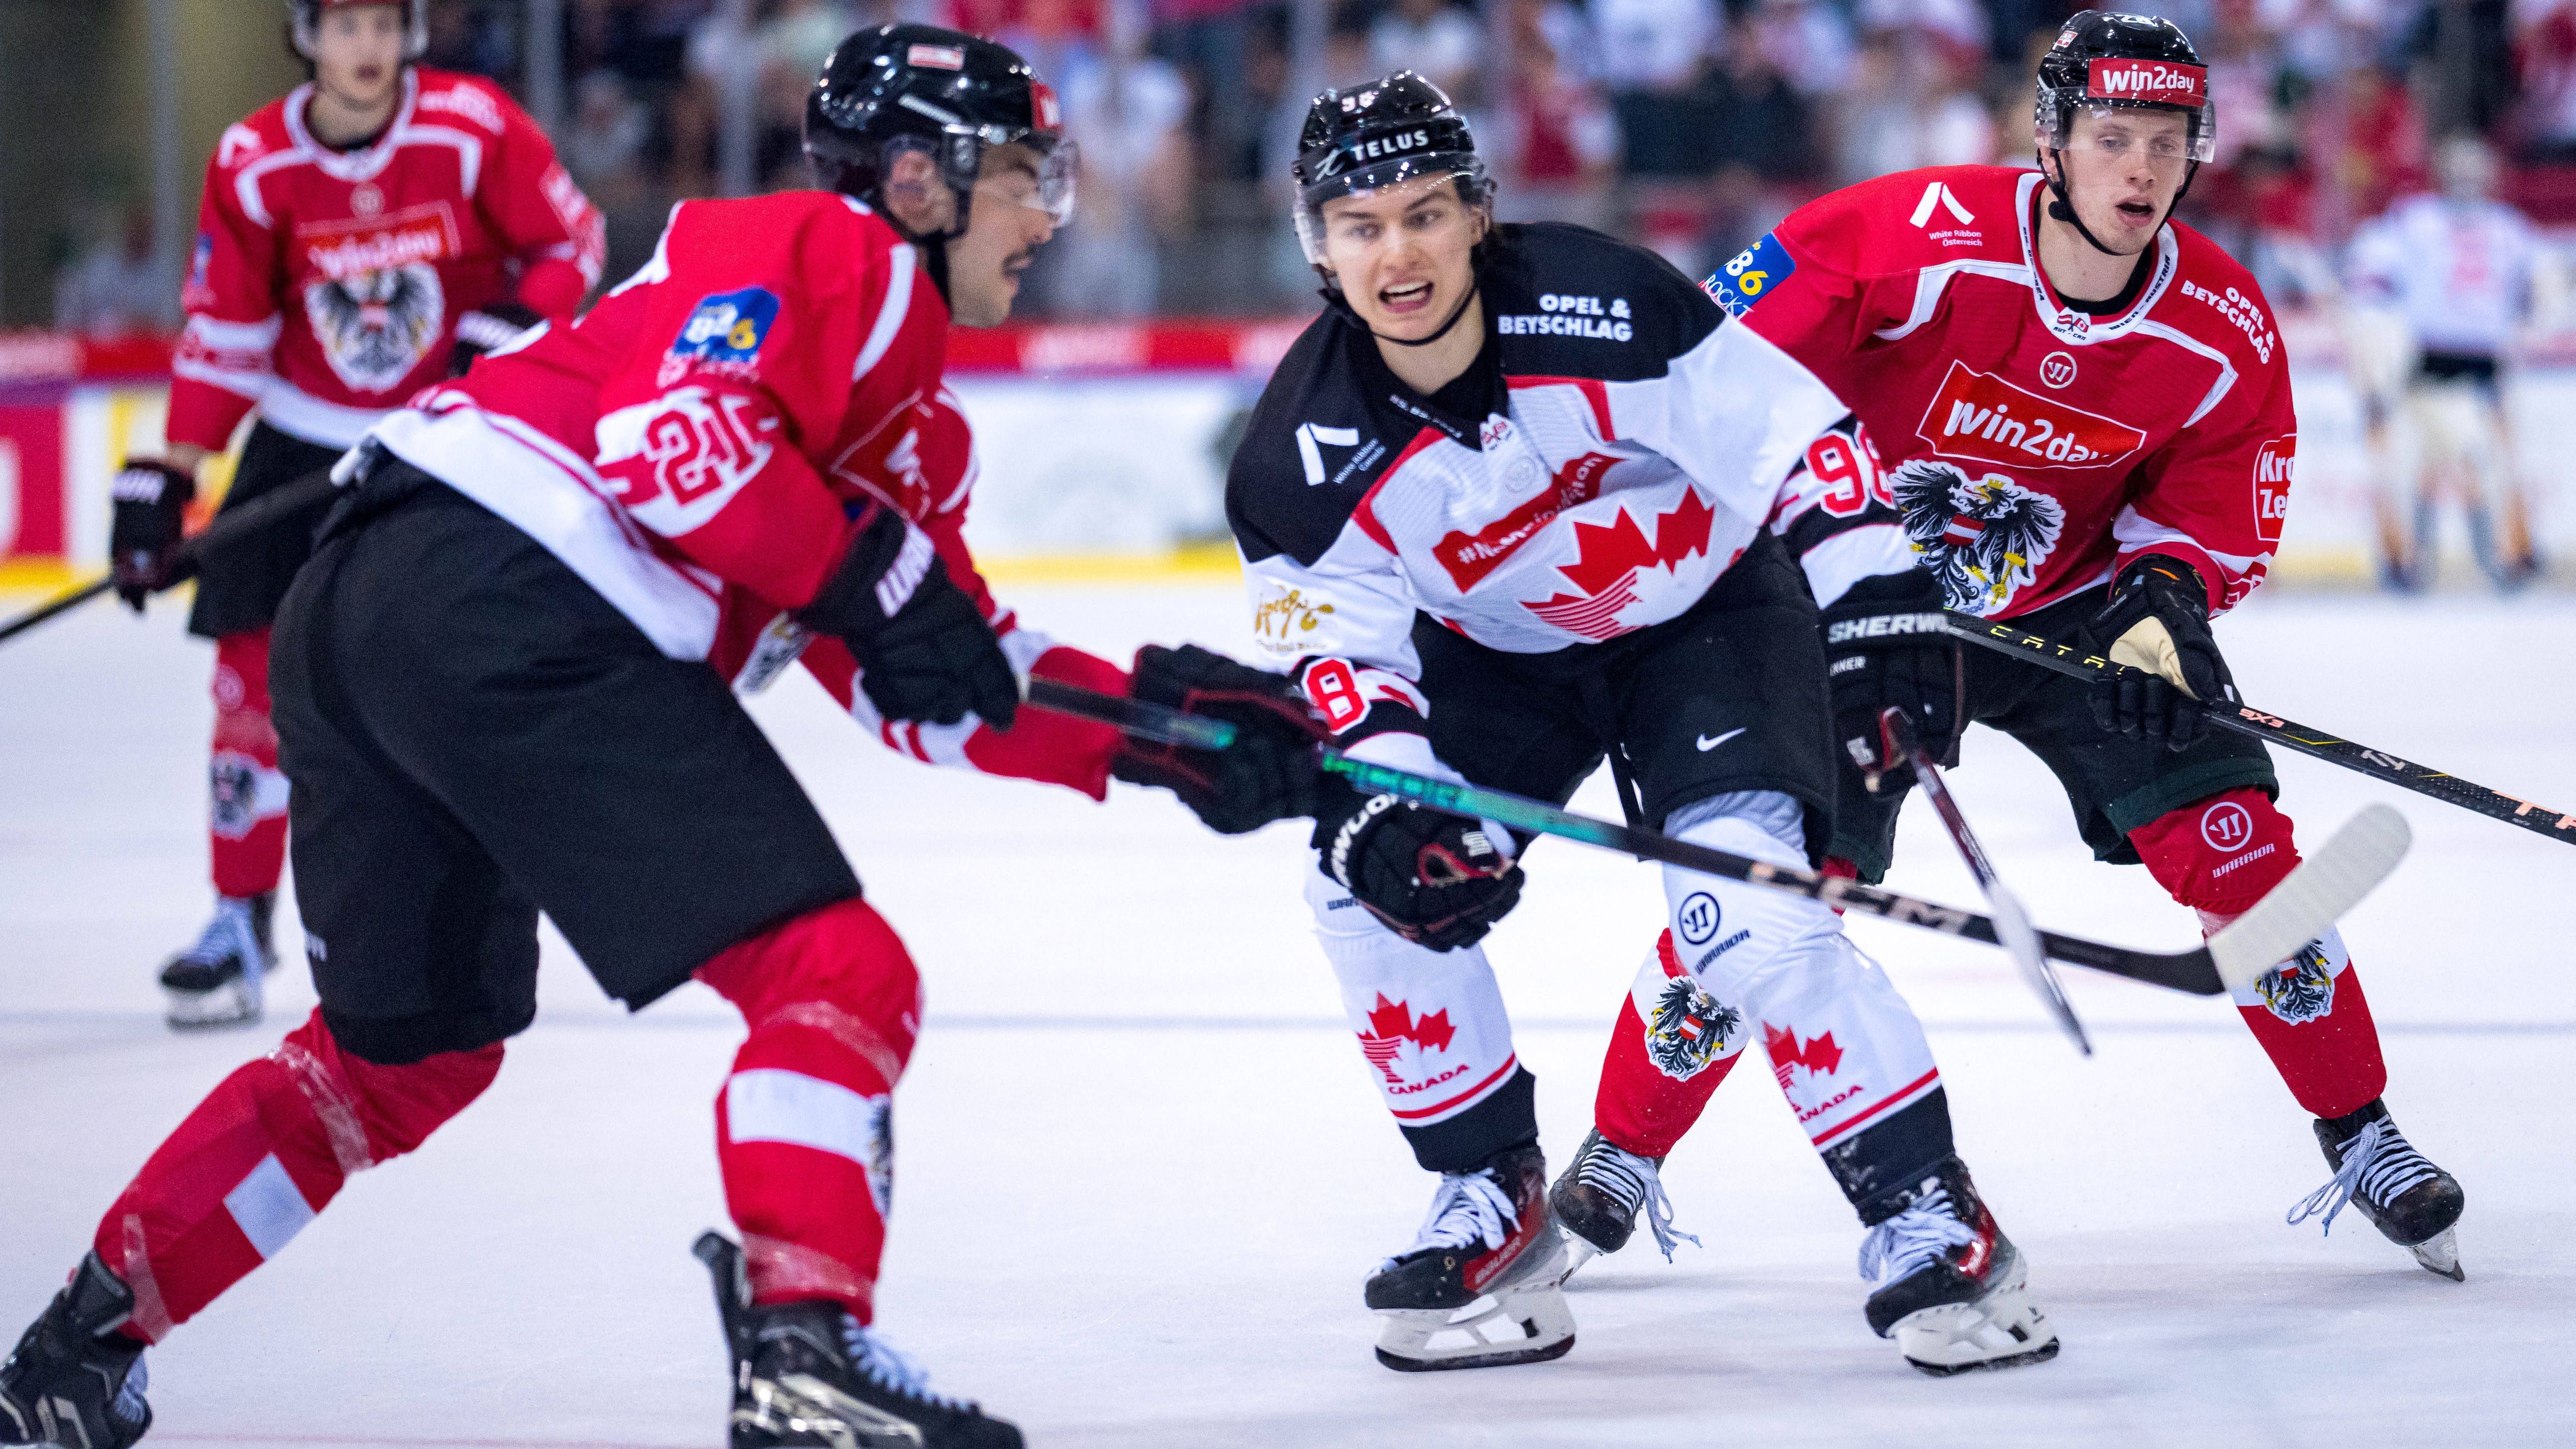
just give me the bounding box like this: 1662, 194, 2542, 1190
1224, 73, 2058, 1376
2347, 135, 2550, 589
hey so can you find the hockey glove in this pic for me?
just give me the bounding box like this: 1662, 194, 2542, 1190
1109, 644, 1327, 834
2086, 557, 2235, 750
1320, 792, 1524, 951
796, 504, 1019, 729
447, 302, 544, 377
1820, 572, 1962, 789
108, 458, 196, 610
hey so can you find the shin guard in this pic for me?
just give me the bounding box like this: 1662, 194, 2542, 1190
209, 628, 289, 900
1593, 931, 1744, 1158
2131, 788, 2389, 1119
697, 898, 921, 1324
90, 1009, 501, 1339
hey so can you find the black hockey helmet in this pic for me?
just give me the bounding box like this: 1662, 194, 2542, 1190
1291, 72, 1492, 266
2033, 12, 2214, 253
287, 0, 427, 62
805, 24, 1075, 243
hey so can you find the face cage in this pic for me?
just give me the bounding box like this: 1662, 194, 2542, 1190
2037, 91, 2217, 165
1292, 156, 1493, 265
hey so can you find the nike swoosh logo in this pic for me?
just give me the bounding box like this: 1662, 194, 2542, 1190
1696, 728, 1748, 752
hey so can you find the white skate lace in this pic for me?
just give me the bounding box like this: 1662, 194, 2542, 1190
176, 899, 259, 972
1375, 1168, 1518, 1273
1576, 1141, 1702, 1262
2285, 1118, 2442, 1237
837, 1322, 969, 1412
112, 1355, 148, 1425
1857, 1187, 1976, 1287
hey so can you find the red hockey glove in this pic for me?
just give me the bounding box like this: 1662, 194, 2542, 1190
2086, 557, 2235, 750
1318, 792, 1524, 952
108, 458, 196, 610
1109, 644, 1326, 833
796, 504, 1018, 729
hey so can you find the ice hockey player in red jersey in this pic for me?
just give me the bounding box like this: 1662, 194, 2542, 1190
1229, 74, 2057, 1377
105, 0, 606, 1031
1, 26, 1319, 1449
1555, 11, 2466, 1285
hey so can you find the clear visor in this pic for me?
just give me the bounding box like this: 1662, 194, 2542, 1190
1293, 158, 1487, 265
977, 135, 1079, 228
2040, 93, 2217, 166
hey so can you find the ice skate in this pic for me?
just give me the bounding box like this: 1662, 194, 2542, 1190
1548, 1128, 1699, 1280
1364, 1144, 1574, 1371
158, 892, 272, 1030
1858, 1158, 2057, 1376
697, 1232, 1020, 1449
0, 1254, 151, 1449
2287, 1098, 2466, 1281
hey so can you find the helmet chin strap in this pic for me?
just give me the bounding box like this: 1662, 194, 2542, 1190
2041, 147, 2198, 260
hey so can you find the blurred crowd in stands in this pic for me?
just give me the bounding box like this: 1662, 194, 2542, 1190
48, 0, 2576, 329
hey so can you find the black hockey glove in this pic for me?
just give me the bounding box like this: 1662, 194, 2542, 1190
1319, 792, 1523, 952
2086, 557, 2235, 751
1819, 572, 1962, 789
1109, 644, 1327, 834
447, 302, 545, 377
796, 504, 1019, 729
108, 458, 196, 610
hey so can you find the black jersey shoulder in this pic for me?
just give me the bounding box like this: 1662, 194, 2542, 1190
1227, 312, 1414, 568
1482, 221, 1724, 380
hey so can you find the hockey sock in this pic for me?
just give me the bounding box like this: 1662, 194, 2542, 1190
1592, 931, 1742, 1158
209, 627, 289, 899
697, 897, 920, 1324
90, 1009, 501, 1340
2130, 788, 2389, 1119
1305, 867, 1534, 1172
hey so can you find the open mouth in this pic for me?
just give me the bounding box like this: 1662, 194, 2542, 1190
2116, 199, 2157, 224
1379, 280, 1434, 315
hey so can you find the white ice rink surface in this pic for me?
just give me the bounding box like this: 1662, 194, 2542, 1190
4, 583, 2573, 1449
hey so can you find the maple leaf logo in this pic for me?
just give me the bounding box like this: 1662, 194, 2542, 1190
1764, 1024, 1844, 1081
1357, 994, 1456, 1084
1524, 489, 1717, 640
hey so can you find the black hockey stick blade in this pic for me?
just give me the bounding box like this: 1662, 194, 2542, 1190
1024, 678, 2402, 995
1942, 612, 2576, 849
0, 466, 343, 651
1878, 708, 2092, 1055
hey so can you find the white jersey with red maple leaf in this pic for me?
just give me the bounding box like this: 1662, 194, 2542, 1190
1705, 165, 2297, 619
170, 67, 606, 453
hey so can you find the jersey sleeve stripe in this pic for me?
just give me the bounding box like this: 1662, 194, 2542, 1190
1502, 374, 1615, 437
852, 245, 919, 381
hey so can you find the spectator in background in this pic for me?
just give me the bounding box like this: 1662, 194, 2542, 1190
564, 70, 654, 211
2519, 0, 2576, 162
424, 0, 518, 80
1595, 0, 1720, 176
1157, 0, 1261, 190
1371, 0, 1484, 107
1752, 0, 1854, 98
1502, 0, 1620, 228
2402, 0, 2515, 140
1045, 5, 1194, 316
54, 209, 180, 337
759, 0, 859, 186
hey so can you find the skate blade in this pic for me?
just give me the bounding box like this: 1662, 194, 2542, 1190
1554, 1232, 1601, 1287
163, 981, 262, 1031
1892, 1285, 2059, 1377
1374, 1284, 1577, 1373
736, 1372, 941, 1448
2409, 1227, 2465, 1282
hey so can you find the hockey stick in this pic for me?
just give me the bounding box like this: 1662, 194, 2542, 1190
1874, 707, 2090, 1055
0, 467, 342, 648
1024, 677, 2412, 996
1942, 612, 2576, 848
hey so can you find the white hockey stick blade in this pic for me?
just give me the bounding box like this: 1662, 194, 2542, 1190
2206, 804, 2412, 993
1987, 881, 2091, 1055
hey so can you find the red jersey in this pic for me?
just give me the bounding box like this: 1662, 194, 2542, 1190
1705, 165, 2296, 618
370, 191, 1123, 798
171, 67, 606, 453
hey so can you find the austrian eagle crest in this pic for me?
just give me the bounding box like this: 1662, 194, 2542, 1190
2255, 942, 2336, 1025
1646, 977, 1741, 1080
306, 262, 445, 394
1889, 458, 2065, 615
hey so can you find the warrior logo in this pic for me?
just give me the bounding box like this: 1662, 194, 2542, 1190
1358, 995, 1456, 1086
1647, 977, 1742, 1080
2255, 942, 2336, 1025
305, 263, 444, 393
1890, 458, 2065, 615
1765, 1024, 1843, 1090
